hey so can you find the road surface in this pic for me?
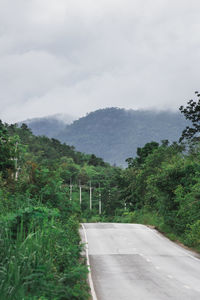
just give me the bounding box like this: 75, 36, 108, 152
81, 223, 200, 300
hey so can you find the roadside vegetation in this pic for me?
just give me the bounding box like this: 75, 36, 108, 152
114, 140, 200, 251
0, 121, 120, 299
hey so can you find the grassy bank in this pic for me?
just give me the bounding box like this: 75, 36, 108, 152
0, 207, 89, 300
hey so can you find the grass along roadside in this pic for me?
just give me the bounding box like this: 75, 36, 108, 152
0, 206, 90, 300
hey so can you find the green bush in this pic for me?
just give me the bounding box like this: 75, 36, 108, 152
1, 206, 59, 239
185, 220, 200, 249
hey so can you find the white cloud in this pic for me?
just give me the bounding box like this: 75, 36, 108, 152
0, 0, 200, 122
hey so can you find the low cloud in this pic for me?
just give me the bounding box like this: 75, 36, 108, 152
0, 0, 200, 122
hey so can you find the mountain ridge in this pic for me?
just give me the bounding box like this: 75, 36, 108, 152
19, 114, 75, 137
19, 107, 188, 166
56, 108, 188, 166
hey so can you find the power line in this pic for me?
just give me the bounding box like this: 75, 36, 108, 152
79, 180, 82, 205
70, 178, 72, 201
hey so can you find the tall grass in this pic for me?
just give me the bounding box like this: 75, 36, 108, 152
0, 208, 89, 300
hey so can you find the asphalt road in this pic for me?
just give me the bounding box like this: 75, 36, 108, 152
81, 223, 200, 300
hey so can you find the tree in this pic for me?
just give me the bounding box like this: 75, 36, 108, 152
179, 91, 200, 141
126, 141, 159, 168
88, 154, 105, 166
0, 121, 15, 177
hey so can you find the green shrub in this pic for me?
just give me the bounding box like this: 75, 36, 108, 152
185, 220, 200, 248
0, 206, 59, 240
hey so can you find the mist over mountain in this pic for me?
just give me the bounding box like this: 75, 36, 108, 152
21, 108, 188, 166
19, 114, 75, 138
56, 108, 188, 166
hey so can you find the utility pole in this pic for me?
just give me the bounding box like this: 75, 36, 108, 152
89, 181, 92, 210
79, 180, 82, 205
14, 141, 19, 181
99, 183, 101, 215
69, 178, 72, 201
108, 189, 111, 202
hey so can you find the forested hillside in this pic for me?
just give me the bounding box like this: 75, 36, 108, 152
23, 108, 188, 166
19, 114, 74, 137
56, 108, 188, 166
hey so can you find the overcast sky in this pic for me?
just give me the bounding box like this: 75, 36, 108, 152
0, 0, 200, 123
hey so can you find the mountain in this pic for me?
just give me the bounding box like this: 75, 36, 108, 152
55, 108, 188, 166
19, 114, 75, 138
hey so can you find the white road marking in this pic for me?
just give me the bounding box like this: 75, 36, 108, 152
81, 224, 98, 300
82, 224, 200, 299
147, 227, 200, 262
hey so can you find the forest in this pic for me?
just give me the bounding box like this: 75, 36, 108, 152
0, 93, 200, 299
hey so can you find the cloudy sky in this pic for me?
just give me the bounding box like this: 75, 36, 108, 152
0, 0, 200, 123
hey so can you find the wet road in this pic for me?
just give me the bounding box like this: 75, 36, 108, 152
81, 223, 200, 300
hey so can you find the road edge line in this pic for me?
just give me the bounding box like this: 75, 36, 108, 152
147, 226, 200, 262
81, 223, 98, 300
